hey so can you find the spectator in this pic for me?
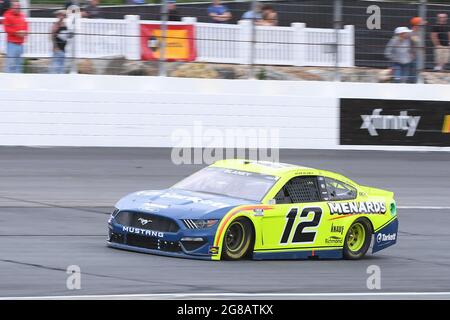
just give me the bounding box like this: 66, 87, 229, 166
3, 0, 28, 73
83, 0, 101, 19
260, 5, 278, 26
385, 27, 415, 83
431, 13, 450, 71
65, 0, 75, 8
168, 0, 181, 22
207, 0, 231, 24
409, 16, 426, 83
0, 0, 11, 16
65, 0, 87, 9
241, 2, 262, 23
49, 10, 70, 74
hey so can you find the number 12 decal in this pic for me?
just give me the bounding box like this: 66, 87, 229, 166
280, 207, 322, 244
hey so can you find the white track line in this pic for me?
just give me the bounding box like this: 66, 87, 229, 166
2, 292, 450, 300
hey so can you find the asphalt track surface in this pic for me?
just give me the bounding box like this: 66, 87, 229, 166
0, 147, 449, 299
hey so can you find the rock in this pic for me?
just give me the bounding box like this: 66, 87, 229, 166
101, 56, 127, 75
0, 54, 4, 72
5, 55, 450, 85
214, 66, 236, 79
77, 59, 96, 74
24, 58, 50, 74
306, 68, 334, 81
119, 61, 147, 76
142, 61, 159, 76
377, 68, 393, 83
290, 69, 324, 81
169, 63, 219, 79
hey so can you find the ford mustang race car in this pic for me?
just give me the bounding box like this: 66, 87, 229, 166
107, 159, 398, 260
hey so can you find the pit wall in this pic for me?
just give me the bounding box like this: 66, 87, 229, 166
0, 74, 448, 151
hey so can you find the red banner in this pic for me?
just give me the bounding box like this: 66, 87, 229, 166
140, 24, 196, 62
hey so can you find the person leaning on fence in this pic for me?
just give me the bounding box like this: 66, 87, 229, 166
207, 0, 231, 24
431, 13, 450, 72
82, 0, 101, 19
3, 0, 28, 73
168, 0, 181, 22
241, 2, 262, 23
384, 27, 415, 84
49, 10, 71, 74
260, 5, 278, 27
409, 17, 426, 83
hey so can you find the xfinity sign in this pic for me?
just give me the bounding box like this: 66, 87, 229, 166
361, 109, 420, 136
340, 99, 450, 147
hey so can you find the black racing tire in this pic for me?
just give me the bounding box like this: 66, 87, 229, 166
343, 218, 372, 260
221, 217, 254, 261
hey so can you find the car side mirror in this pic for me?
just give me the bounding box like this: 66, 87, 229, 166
268, 199, 276, 205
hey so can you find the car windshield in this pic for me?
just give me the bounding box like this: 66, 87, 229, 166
172, 167, 279, 202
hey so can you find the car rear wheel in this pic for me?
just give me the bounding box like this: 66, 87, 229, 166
221, 218, 253, 260
343, 218, 372, 260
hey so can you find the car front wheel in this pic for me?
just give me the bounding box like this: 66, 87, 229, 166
221, 218, 253, 260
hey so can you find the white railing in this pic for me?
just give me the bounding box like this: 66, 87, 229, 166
195, 21, 241, 64
0, 16, 354, 67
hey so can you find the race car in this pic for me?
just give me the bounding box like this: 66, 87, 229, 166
107, 159, 398, 260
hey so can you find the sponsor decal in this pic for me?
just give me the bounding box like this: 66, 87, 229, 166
253, 208, 264, 217
209, 246, 219, 255
140, 24, 196, 62
372, 219, 398, 253
139, 203, 162, 213
122, 226, 164, 238
340, 99, 450, 147
160, 192, 229, 208
376, 233, 396, 243
214, 205, 274, 246
224, 169, 253, 176
328, 201, 386, 216
138, 217, 152, 226
325, 236, 343, 245
443, 115, 450, 133
361, 109, 420, 137
330, 223, 344, 235
255, 161, 297, 169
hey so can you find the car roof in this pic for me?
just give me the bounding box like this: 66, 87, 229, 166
211, 159, 359, 187
210, 159, 320, 177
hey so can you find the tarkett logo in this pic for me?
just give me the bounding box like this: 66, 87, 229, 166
376, 233, 396, 243
361, 109, 421, 136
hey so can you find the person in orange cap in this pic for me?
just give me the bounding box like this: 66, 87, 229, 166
409, 16, 426, 82
411, 17, 425, 30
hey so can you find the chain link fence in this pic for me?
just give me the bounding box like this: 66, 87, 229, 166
1, 0, 450, 83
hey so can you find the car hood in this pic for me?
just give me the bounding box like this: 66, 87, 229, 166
115, 188, 256, 219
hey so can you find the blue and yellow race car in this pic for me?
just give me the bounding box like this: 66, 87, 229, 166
107, 159, 398, 260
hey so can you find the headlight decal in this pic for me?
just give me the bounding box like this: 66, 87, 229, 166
183, 219, 219, 229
